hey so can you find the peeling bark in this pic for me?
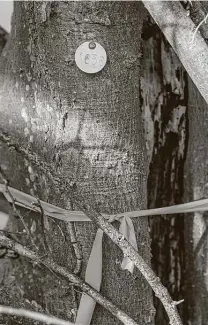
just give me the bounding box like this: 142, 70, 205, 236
141, 18, 188, 325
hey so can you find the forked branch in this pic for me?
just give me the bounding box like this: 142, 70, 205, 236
68, 186, 183, 325
0, 233, 139, 325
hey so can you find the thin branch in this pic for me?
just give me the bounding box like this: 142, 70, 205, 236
33, 199, 52, 254
194, 213, 208, 257
49, 217, 66, 239
0, 166, 37, 250
0, 234, 139, 325
173, 300, 184, 306
194, 225, 208, 257
66, 222, 82, 275
68, 185, 183, 325
0, 305, 74, 325
65, 221, 82, 321
0, 229, 26, 236
192, 12, 208, 43
0, 130, 57, 184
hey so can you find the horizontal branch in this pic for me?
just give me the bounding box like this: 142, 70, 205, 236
142, 0, 208, 105
0, 234, 138, 325
0, 305, 74, 325
68, 187, 183, 325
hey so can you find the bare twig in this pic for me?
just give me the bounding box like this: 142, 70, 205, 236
0, 234, 139, 325
192, 13, 208, 43
194, 213, 208, 257
0, 166, 37, 250
65, 221, 82, 321
68, 186, 183, 325
0, 230, 26, 236
49, 217, 65, 239
173, 300, 184, 306
0, 305, 74, 325
194, 225, 208, 257
0, 130, 57, 184
33, 199, 52, 254
66, 222, 82, 275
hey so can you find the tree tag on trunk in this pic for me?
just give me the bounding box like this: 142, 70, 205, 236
75, 41, 107, 74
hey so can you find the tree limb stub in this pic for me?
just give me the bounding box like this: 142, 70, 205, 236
142, 0, 208, 105
0, 234, 138, 325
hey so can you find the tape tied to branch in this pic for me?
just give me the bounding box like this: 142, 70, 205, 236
0, 184, 138, 325
1, 183, 208, 325
75, 214, 138, 325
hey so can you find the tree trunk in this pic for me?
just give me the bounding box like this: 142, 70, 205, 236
141, 17, 188, 325
184, 77, 208, 325
0, 2, 154, 325
182, 2, 208, 325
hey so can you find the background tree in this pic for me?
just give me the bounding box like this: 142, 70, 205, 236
141, 16, 187, 325
183, 3, 208, 324
142, 1, 208, 325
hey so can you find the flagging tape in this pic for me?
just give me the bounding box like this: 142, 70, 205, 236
1, 183, 208, 324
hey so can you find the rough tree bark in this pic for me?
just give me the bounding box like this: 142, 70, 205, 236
0, 2, 154, 325
184, 78, 208, 325
141, 2, 208, 324
141, 17, 188, 325
179, 2, 208, 325
183, 2, 208, 320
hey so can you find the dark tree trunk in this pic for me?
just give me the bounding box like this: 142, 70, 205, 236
142, 2, 208, 325
183, 78, 208, 325
141, 17, 188, 325
182, 2, 208, 325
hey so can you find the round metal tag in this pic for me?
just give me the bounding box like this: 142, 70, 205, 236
75, 41, 107, 74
